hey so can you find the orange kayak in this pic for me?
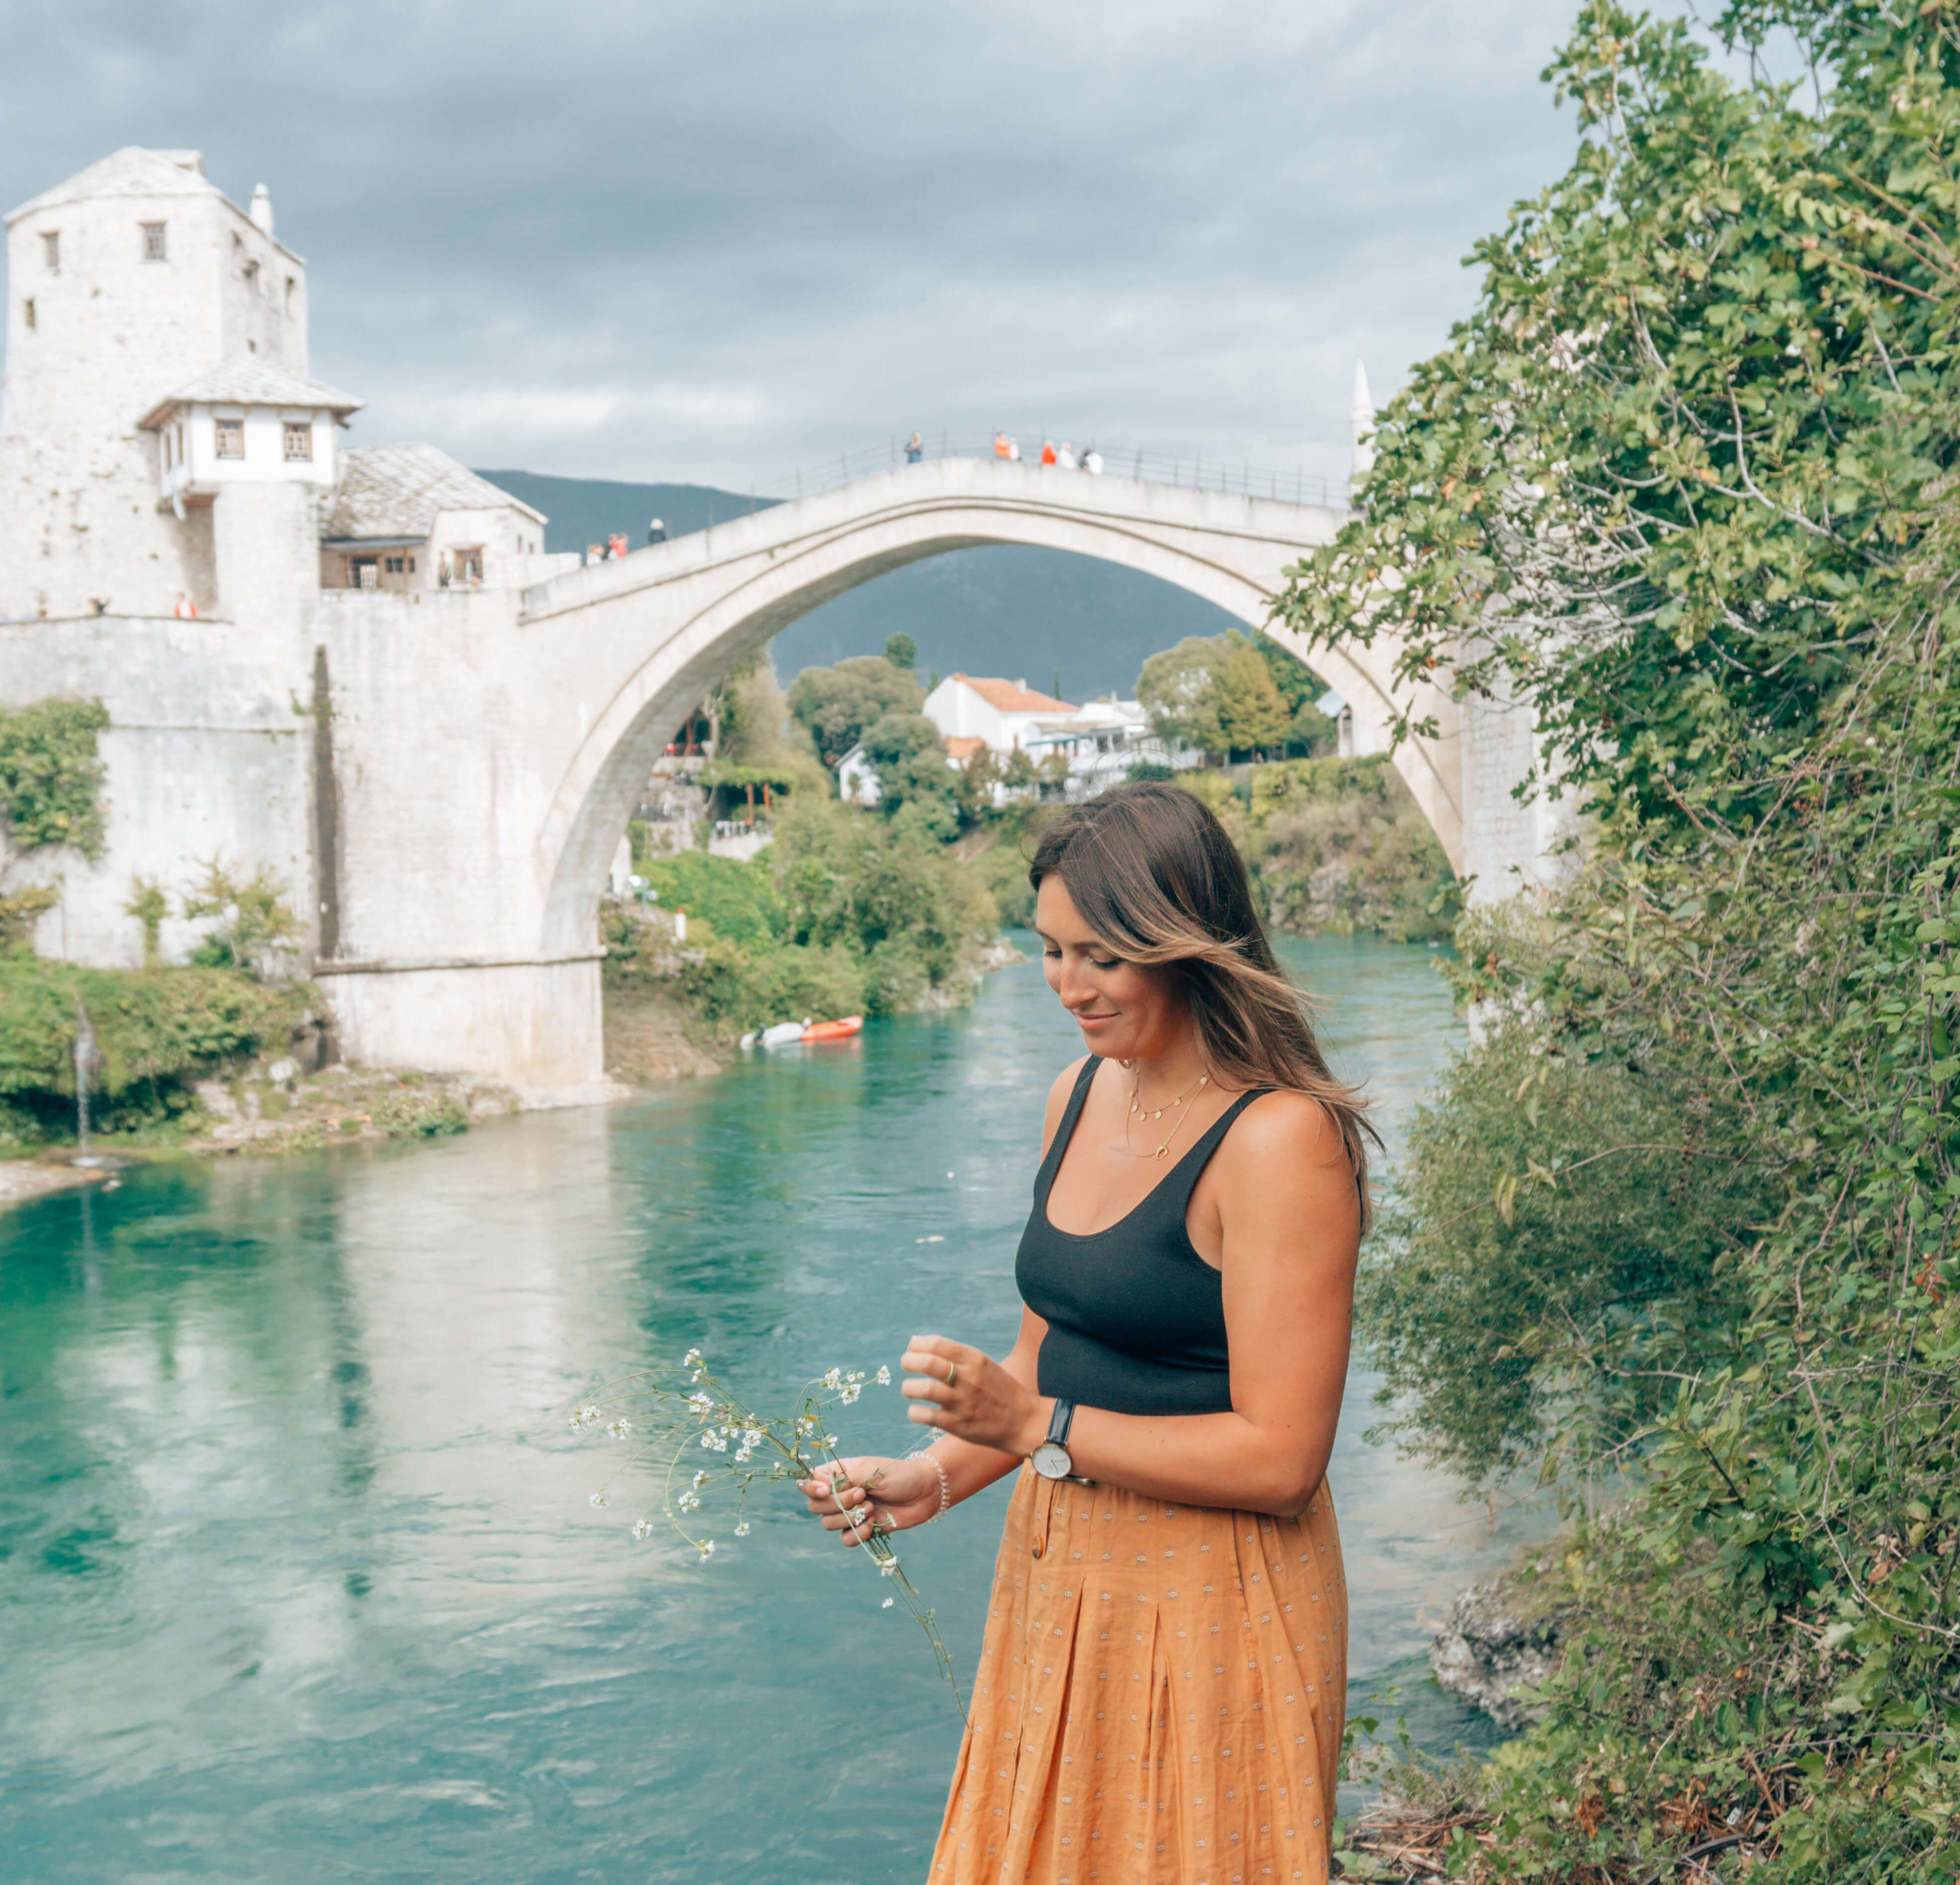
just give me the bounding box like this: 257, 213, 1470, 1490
801, 1015, 864, 1041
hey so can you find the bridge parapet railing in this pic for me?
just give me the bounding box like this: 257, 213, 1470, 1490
705, 431, 1351, 513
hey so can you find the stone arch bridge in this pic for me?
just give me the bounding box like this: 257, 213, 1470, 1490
0, 456, 1545, 1095
318, 456, 1487, 1089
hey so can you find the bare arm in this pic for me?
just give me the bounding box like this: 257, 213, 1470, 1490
903, 1089, 1360, 1518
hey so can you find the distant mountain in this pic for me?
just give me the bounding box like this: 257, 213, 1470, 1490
478, 469, 1248, 703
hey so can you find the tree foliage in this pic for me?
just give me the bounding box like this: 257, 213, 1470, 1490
786, 656, 925, 768
1136, 631, 1325, 760
1277, 4, 1960, 1876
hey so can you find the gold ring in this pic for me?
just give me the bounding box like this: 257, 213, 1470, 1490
945, 1360, 958, 1388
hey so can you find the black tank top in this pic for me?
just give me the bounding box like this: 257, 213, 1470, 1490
1015, 1058, 1271, 1416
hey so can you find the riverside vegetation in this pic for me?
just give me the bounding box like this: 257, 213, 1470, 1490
1279, 4, 1960, 1878
608, 637, 1454, 1055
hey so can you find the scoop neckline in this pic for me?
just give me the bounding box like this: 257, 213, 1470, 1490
1039, 1068, 1258, 1247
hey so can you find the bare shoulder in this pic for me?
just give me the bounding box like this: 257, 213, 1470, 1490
1039, 1055, 1093, 1156
1219, 1088, 1355, 1176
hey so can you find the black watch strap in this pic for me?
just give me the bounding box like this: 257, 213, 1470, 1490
1045, 1398, 1076, 1449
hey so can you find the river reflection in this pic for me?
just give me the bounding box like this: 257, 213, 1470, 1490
0, 935, 1530, 1883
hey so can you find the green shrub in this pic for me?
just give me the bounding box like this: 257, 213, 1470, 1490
634, 851, 784, 949
676, 933, 867, 1034
0, 960, 309, 1135
0, 697, 110, 859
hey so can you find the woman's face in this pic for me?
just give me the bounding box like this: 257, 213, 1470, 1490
1036, 876, 1188, 1062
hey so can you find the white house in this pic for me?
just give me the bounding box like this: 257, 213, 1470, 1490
922, 672, 1076, 754
1022, 697, 1201, 798
838, 743, 881, 805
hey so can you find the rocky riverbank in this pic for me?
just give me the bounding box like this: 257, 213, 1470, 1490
1427, 1559, 1572, 1730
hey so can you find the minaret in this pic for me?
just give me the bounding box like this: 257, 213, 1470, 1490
1349, 357, 1375, 491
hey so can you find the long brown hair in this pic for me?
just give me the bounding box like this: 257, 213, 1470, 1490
1028, 781, 1377, 1218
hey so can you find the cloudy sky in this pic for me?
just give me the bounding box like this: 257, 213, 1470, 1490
0, 0, 1670, 492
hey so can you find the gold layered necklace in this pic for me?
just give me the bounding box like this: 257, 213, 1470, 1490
1122, 1064, 1211, 1161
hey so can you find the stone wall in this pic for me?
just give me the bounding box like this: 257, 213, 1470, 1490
0, 615, 313, 968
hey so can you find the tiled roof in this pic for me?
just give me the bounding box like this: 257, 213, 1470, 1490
319, 444, 545, 543
945, 735, 986, 760
8, 147, 225, 225
949, 673, 1077, 714
139, 354, 363, 427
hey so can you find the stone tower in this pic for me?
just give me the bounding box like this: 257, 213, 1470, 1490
0, 147, 313, 620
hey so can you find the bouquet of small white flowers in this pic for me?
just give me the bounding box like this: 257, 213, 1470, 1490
569, 1349, 962, 1712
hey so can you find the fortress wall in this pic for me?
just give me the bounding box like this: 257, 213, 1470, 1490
0, 616, 312, 967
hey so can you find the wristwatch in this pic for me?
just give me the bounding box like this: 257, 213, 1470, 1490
1031, 1398, 1078, 1480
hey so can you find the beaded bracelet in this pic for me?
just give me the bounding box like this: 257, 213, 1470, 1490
908, 1446, 952, 1521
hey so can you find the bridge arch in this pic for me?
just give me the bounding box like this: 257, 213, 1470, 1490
517, 460, 1460, 958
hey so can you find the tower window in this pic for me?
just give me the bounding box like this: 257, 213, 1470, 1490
283, 421, 313, 463
215, 417, 245, 459
21, 298, 33, 331
244, 259, 260, 290
141, 222, 167, 262
41, 231, 58, 271
284, 276, 296, 313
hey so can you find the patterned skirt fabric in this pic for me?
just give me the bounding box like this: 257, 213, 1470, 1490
929, 1464, 1348, 1885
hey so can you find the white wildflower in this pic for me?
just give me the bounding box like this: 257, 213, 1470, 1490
609, 1418, 632, 1440
842, 1384, 862, 1405
692, 1469, 708, 1489
821, 1367, 843, 1391
734, 1448, 753, 1464
875, 1366, 891, 1386
686, 1390, 713, 1417
882, 1597, 894, 1609
683, 1348, 704, 1369
698, 1539, 716, 1560
735, 1520, 751, 1537
590, 1490, 610, 1509
677, 1490, 700, 1512
744, 1428, 764, 1448
631, 1517, 652, 1539
879, 1557, 898, 1576
701, 1432, 729, 1452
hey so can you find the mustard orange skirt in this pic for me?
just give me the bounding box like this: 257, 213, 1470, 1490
929, 1465, 1348, 1885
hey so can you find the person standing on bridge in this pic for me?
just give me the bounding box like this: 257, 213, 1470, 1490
993, 431, 1010, 460
607, 532, 628, 560
647, 518, 668, 545
1006, 434, 1021, 462
799, 783, 1366, 1885
1040, 438, 1058, 467
1057, 440, 1078, 471
1082, 444, 1104, 476
906, 432, 923, 463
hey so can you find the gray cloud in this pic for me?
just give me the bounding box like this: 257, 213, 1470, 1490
1, 0, 1628, 487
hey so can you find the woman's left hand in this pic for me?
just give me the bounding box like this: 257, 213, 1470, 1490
902, 1335, 1045, 1457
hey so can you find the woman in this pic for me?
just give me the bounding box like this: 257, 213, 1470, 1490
800, 783, 1372, 1884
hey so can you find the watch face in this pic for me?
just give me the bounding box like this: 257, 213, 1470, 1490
1031, 1442, 1073, 1480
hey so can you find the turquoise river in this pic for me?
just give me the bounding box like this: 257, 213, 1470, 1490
0, 935, 1538, 1884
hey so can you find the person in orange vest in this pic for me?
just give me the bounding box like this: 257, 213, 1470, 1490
1040, 439, 1058, 467
993, 431, 1010, 460
173, 592, 198, 619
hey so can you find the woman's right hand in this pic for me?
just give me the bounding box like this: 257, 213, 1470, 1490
796, 1453, 942, 1546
